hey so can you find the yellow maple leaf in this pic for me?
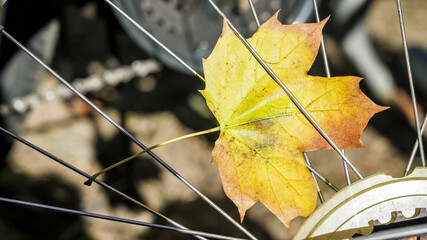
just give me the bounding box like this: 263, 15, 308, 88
201, 13, 386, 228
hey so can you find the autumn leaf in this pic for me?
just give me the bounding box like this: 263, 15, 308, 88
201, 13, 386, 228
84, 10, 386, 230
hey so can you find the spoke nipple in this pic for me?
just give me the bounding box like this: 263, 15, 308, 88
0, 25, 4, 31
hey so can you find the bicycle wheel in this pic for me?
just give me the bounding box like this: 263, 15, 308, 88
0, 0, 426, 239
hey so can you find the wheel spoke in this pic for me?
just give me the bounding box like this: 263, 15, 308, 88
0, 28, 257, 240
404, 113, 427, 176
247, 0, 260, 28
0, 126, 209, 240
311, 0, 351, 186
304, 155, 340, 193
102, 0, 204, 81
205, 0, 363, 180
0, 196, 244, 240
396, 0, 425, 166
304, 154, 325, 203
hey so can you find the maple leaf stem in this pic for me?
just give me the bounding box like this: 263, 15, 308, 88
196, 73, 206, 82
84, 126, 221, 186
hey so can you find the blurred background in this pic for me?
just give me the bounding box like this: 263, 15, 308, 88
0, 0, 426, 239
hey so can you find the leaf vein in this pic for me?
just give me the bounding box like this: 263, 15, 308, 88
225, 131, 310, 207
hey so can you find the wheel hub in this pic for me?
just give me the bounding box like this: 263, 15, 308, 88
294, 167, 427, 239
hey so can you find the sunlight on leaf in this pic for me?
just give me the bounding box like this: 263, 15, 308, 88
201, 12, 386, 228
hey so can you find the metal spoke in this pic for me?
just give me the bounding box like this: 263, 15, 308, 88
404, 113, 427, 176
0, 126, 208, 240
247, 1, 330, 200
0, 28, 257, 240
314, 176, 325, 203
309, 0, 340, 192
304, 153, 325, 203
0, 197, 244, 240
247, 0, 260, 28
396, 0, 425, 166
103, 0, 204, 80
205, 0, 363, 179
311, 0, 331, 77
342, 152, 351, 185
306, 0, 333, 198
305, 163, 340, 192
311, 0, 351, 185
248, 1, 329, 202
